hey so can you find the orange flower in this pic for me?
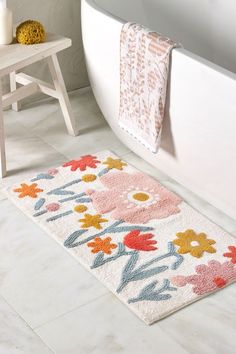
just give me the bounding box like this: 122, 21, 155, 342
87, 237, 117, 254
14, 183, 43, 198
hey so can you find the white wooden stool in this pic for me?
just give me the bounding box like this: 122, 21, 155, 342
0, 33, 79, 178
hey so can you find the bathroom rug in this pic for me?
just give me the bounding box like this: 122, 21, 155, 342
6, 151, 236, 324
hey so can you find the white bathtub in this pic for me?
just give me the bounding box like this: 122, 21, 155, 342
81, 0, 236, 220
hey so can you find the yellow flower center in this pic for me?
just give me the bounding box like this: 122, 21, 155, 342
132, 192, 150, 202
74, 205, 88, 213
190, 240, 199, 247
82, 174, 97, 183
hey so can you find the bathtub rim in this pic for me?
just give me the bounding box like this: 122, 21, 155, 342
83, 0, 236, 82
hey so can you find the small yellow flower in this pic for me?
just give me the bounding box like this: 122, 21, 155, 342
74, 205, 88, 213
82, 174, 97, 182
103, 157, 127, 170
79, 213, 108, 230
173, 229, 216, 258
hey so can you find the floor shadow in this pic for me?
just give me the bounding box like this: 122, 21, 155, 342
79, 122, 107, 136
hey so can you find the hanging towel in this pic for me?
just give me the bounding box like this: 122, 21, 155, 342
119, 22, 177, 152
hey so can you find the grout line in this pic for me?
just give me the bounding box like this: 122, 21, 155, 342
118, 149, 132, 158
33, 293, 108, 331
10, 91, 106, 162
0, 293, 56, 354
0, 194, 7, 202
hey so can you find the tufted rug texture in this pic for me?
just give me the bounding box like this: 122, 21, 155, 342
6, 151, 236, 324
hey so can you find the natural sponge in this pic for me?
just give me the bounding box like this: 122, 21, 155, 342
16, 20, 46, 45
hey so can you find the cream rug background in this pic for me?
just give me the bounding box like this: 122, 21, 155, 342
5, 150, 236, 324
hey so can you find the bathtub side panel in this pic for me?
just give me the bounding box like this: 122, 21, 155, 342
82, 0, 121, 122
82, 0, 236, 220
159, 49, 236, 219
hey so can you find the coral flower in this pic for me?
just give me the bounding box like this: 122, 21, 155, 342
86, 171, 182, 224
223, 246, 236, 264
14, 183, 43, 198
173, 229, 216, 258
123, 230, 157, 251
79, 213, 108, 230
87, 237, 117, 254
63, 155, 100, 172
171, 260, 236, 295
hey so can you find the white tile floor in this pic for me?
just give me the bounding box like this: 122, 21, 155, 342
0, 88, 236, 354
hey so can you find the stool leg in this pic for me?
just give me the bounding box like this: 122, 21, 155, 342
0, 80, 7, 178
47, 54, 78, 136
10, 71, 21, 111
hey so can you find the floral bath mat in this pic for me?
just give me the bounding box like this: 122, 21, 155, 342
6, 151, 236, 324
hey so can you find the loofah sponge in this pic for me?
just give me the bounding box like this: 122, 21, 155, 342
16, 20, 46, 45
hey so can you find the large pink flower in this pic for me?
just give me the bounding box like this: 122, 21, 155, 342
86, 171, 182, 224
171, 260, 236, 295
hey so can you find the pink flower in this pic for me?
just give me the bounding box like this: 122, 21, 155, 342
47, 168, 58, 176
86, 171, 182, 224
171, 260, 236, 295
46, 203, 60, 212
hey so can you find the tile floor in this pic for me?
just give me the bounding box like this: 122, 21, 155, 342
0, 88, 236, 354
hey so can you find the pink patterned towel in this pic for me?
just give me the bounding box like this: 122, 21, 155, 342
119, 23, 177, 152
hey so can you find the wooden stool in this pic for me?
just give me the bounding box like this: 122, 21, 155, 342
0, 33, 79, 177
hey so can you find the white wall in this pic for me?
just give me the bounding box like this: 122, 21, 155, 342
2, 0, 89, 94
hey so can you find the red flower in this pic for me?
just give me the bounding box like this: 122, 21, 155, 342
63, 155, 100, 172
213, 277, 227, 288
123, 230, 157, 251
223, 246, 236, 264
